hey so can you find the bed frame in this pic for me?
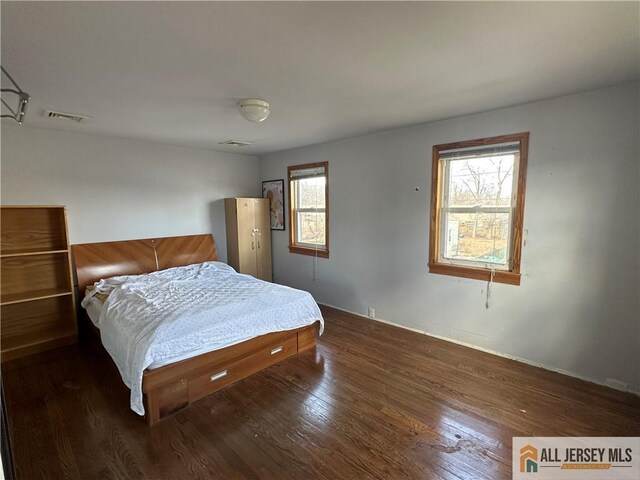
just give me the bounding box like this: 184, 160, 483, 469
71, 234, 318, 425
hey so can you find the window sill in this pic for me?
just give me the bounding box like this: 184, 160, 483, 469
428, 262, 520, 286
289, 245, 329, 258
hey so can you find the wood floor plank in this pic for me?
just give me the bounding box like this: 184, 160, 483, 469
264, 352, 511, 479
2, 305, 639, 479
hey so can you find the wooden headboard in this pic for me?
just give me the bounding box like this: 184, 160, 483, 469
72, 234, 217, 293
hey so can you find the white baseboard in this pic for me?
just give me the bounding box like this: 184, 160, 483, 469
319, 303, 639, 397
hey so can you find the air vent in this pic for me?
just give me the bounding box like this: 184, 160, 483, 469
218, 140, 253, 147
43, 109, 91, 123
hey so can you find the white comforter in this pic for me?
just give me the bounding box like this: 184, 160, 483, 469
81, 262, 324, 416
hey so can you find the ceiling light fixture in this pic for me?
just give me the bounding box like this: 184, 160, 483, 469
239, 99, 270, 122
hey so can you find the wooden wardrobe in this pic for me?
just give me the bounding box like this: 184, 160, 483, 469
0, 206, 77, 362
224, 198, 272, 281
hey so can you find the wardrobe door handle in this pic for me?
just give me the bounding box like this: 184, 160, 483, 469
257, 240, 261, 249
252, 241, 255, 250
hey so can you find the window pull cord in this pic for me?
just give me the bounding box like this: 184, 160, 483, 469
312, 202, 319, 282
485, 267, 496, 309
312, 233, 318, 281
312, 249, 318, 281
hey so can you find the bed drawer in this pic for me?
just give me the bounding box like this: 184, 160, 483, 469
188, 333, 297, 402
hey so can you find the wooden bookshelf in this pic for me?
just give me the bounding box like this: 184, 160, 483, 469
1, 206, 77, 362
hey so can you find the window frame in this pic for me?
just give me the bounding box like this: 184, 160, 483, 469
288, 161, 329, 258
428, 132, 529, 286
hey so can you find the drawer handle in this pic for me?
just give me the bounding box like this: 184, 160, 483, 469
210, 370, 228, 382
270, 346, 283, 355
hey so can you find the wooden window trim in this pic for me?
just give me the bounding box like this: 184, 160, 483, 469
428, 132, 529, 286
288, 161, 329, 258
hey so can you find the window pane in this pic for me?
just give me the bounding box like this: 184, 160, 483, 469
296, 212, 326, 246
297, 177, 326, 209
443, 212, 511, 266
447, 154, 515, 208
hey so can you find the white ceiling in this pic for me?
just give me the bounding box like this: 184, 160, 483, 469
2, 1, 638, 155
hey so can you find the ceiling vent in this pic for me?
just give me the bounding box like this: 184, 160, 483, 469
218, 140, 253, 147
43, 109, 91, 123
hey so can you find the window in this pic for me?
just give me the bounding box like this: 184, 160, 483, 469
288, 161, 329, 258
429, 132, 529, 285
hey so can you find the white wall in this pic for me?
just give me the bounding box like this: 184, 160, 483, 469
1, 125, 260, 261
260, 83, 640, 392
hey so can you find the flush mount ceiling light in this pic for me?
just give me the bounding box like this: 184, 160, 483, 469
239, 99, 270, 122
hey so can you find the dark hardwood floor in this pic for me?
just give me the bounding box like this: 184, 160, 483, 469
3, 305, 639, 479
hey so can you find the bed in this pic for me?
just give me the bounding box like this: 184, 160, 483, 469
72, 234, 323, 425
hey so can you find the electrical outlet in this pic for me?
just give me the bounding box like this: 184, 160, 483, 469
606, 378, 628, 391
368, 307, 375, 318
